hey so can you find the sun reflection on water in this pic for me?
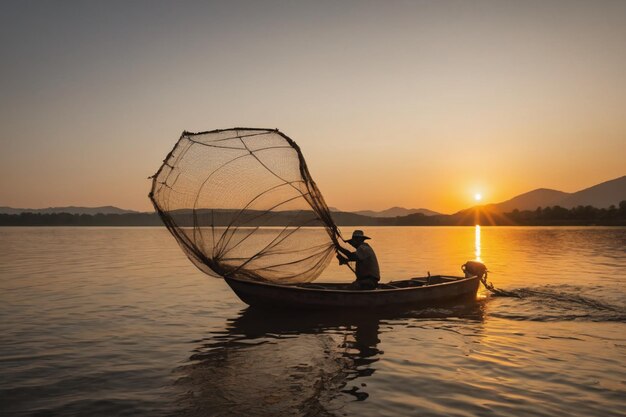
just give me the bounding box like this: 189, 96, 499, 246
475, 225, 482, 262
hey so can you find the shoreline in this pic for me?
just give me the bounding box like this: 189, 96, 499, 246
2, 225, 625, 228
2, 204, 625, 227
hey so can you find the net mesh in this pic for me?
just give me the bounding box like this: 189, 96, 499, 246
149, 128, 345, 283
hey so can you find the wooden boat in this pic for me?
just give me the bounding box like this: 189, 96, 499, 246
224, 262, 486, 310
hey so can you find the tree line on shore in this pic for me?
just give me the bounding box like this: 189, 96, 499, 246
1, 201, 625, 226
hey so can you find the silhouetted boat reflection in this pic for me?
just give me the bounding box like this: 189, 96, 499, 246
174, 301, 485, 416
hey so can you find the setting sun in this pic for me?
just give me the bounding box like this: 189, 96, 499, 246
474, 193, 482, 202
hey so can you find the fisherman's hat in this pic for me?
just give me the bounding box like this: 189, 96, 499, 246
348, 230, 371, 242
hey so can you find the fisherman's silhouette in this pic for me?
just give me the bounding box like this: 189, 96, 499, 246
336, 230, 381, 290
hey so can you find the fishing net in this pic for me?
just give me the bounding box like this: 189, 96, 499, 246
149, 128, 346, 283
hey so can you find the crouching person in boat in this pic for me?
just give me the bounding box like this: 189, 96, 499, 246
336, 230, 380, 290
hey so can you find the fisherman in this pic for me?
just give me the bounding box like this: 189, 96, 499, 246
336, 230, 380, 290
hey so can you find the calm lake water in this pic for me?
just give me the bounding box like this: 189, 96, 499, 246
1, 226, 625, 416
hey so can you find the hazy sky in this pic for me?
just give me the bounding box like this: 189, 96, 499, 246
1, 0, 625, 213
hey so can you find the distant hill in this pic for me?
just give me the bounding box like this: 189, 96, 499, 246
558, 175, 626, 208
487, 189, 570, 212
351, 206, 441, 217
0, 206, 139, 215
487, 175, 626, 212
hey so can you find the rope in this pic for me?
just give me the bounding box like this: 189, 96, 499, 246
478, 271, 519, 297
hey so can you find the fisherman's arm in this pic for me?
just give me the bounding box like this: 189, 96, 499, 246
336, 249, 358, 264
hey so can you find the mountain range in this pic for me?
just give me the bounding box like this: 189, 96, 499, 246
2, 175, 624, 217
0, 206, 139, 215
342, 207, 441, 217
484, 175, 626, 213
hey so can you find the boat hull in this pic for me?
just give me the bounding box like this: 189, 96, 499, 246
224, 275, 481, 310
